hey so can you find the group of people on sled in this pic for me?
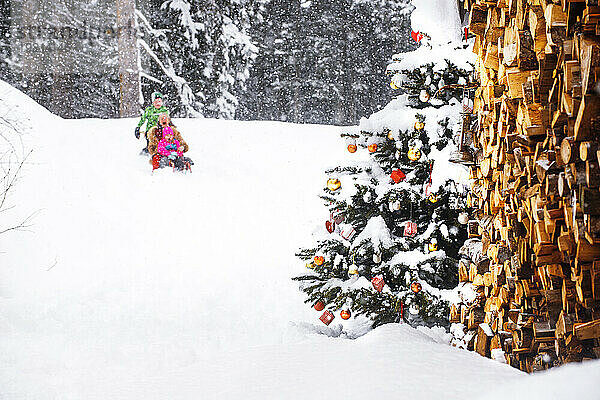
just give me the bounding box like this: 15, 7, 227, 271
134, 91, 193, 172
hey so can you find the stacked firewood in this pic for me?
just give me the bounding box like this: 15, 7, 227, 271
450, 0, 600, 372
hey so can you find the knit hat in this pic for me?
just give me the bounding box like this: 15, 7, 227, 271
162, 126, 174, 138
152, 91, 164, 101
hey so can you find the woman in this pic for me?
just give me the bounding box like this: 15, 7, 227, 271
147, 113, 188, 156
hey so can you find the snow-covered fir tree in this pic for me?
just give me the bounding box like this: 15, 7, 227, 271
293, 24, 474, 328
137, 0, 266, 118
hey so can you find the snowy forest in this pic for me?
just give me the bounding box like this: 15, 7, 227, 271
0, 0, 416, 124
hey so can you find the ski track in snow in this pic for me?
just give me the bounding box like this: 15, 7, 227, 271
1, 81, 599, 399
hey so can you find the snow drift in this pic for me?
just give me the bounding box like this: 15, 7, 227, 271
0, 81, 597, 399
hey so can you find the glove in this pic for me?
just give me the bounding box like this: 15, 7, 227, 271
134, 127, 140, 139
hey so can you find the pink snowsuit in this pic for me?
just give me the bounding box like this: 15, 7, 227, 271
156, 138, 183, 157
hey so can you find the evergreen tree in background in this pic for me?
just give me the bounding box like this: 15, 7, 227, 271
137, 0, 266, 118
0, 0, 11, 84
0, 0, 120, 118
0, 0, 416, 123
293, 44, 472, 328
0, 0, 265, 119
238, 0, 415, 125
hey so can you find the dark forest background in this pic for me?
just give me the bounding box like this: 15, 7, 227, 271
0, 0, 416, 125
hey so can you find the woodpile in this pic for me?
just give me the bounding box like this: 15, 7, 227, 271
451, 0, 600, 373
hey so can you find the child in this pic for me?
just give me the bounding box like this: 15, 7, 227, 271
152, 126, 190, 171
157, 126, 183, 159
147, 113, 188, 156
135, 91, 170, 154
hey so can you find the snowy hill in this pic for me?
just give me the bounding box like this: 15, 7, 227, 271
1, 81, 599, 399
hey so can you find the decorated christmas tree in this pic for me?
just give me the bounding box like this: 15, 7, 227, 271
293, 14, 475, 329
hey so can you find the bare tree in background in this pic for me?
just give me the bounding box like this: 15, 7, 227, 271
0, 94, 34, 235
117, 0, 141, 117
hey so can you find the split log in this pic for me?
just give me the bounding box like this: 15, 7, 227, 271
579, 141, 598, 161
574, 95, 600, 141
574, 319, 600, 340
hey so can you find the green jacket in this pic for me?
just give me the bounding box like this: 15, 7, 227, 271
137, 105, 169, 131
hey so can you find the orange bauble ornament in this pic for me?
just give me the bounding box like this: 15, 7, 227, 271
368, 143, 378, 153
340, 309, 351, 320
314, 301, 325, 311
411, 281, 422, 293
347, 144, 357, 153
314, 256, 325, 266
414, 121, 425, 131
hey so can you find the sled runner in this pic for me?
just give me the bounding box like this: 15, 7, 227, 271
151, 153, 194, 173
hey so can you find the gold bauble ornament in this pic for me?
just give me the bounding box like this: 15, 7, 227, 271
414, 121, 425, 131
408, 147, 422, 161
327, 178, 341, 191
386, 129, 394, 140
306, 262, 315, 269
428, 240, 438, 252
428, 194, 439, 203
390, 81, 399, 90
348, 264, 359, 276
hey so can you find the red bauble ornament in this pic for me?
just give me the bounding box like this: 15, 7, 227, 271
411, 30, 424, 43
314, 301, 325, 311
320, 310, 335, 325
411, 281, 422, 293
390, 169, 406, 183
403, 221, 418, 237
372, 276, 385, 292
314, 256, 325, 266
347, 144, 357, 153
368, 143, 378, 153
325, 220, 335, 233
340, 309, 351, 320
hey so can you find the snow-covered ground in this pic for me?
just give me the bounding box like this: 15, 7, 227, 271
1, 81, 599, 399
